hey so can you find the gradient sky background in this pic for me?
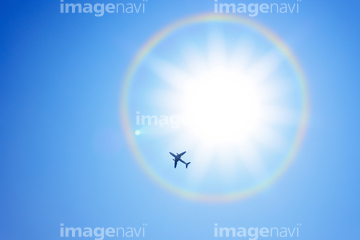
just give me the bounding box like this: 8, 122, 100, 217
1, 0, 360, 239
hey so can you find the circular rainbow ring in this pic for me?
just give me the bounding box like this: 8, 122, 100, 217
120, 13, 310, 203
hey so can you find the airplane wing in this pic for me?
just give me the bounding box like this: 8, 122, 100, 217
178, 151, 186, 157
174, 160, 178, 168
169, 152, 176, 158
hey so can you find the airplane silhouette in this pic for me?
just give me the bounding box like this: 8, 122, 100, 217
169, 151, 190, 169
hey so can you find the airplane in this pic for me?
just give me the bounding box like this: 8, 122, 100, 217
169, 151, 191, 169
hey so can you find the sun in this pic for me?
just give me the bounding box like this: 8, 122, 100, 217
180, 66, 266, 146
152, 31, 291, 149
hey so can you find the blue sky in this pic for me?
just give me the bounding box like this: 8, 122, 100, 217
1, 0, 360, 239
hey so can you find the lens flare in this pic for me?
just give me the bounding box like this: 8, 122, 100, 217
120, 13, 309, 202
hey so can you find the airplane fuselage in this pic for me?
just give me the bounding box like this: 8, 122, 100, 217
169, 151, 191, 169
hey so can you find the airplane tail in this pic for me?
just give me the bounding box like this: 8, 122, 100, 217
186, 162, 191, 169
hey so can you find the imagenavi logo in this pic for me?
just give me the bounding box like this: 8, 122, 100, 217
214, 0, 302, 17
214, 224, 302, 239
60, 223, 147, 240
59, 0, 148, 17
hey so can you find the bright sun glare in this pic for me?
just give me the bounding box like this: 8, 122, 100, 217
181, 67, 265, 146
152, 31, 291, 151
